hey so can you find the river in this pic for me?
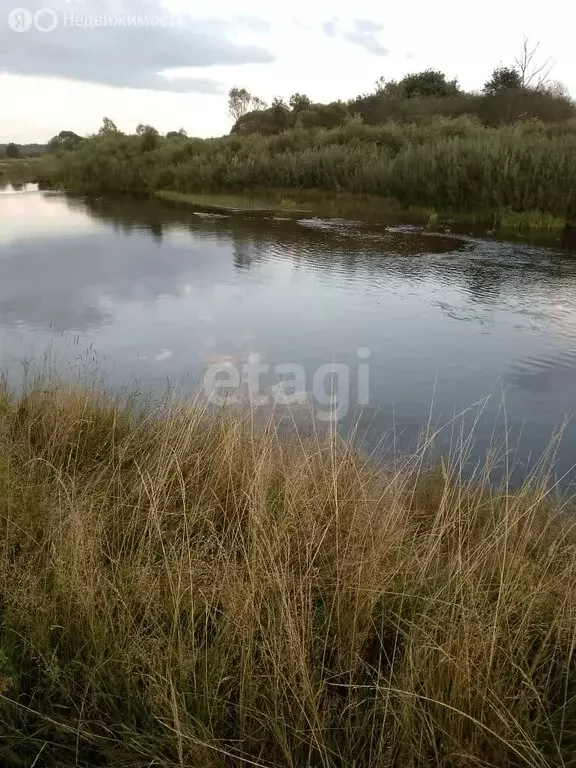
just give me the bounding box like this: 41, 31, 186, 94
1, 183, 576, 483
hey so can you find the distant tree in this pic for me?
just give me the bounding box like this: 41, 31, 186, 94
98, 117, 120, 136
135, 124, 160, 151
398, 70, 460, 98
298, 101, 349, 129
135, 124, 158, 136
5, 142, 20, 158
166, 128, 188, 138
228, 88, 267, 122
378, 79, 403, 98
232, 96, 294, 135
544, 80, 570, 99
269, 97, 291, 131
484, 39, 555, 97
374, 71, 460, 99
483, 66, 522, 95
228, 88, 252, 121
47, 130, 83, 152
514, 36, 554, 90
271, 96, 288, 110
289, 93, 312, 112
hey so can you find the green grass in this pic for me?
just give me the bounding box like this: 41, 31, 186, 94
0, 380, 575, 766
416, 207, 567, 236
498, 210, 567, 230
0, 158, 40, 185
154, 190, 310, 216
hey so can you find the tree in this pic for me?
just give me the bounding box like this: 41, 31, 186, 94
135, 124, 159, 151
483, 66, 522, 95
271, 96, 288, 110
484, 39, 555, 97
5, 142, 19, 158
268, 97, 291, 131
289, 93, 312, 112
228, 88, 252, 121
298, 101, 349, 129
544, 80, 570, 99
374, 71, 460, 99
228, 88, 266, 122
166, 128, 188, 138
98, 117, 120, 136
136, 124, 158, 136
374, 76, 386, 94
47, 130, 83, 152
514, 37, 554, 90
399, 70, 460, 98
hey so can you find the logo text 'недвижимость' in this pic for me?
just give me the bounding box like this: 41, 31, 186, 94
7, 7, 190, 32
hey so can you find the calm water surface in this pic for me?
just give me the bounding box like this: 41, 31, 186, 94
1, 184, 576, 481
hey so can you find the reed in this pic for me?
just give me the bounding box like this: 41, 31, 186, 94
39, 119, 576, 219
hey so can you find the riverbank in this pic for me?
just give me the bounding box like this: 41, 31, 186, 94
0, 158, 41, 185
153, 187, 570, 243
0, 382, 574, 766
37, 118, 576, 225
154, 189, 312, 217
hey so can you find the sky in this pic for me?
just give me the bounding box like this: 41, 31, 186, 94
1, 0, 575, 143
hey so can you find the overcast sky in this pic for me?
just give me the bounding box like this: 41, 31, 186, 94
1, 0, 574, 143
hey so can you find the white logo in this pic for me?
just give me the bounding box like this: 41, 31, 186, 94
34, 8, 58, 31
7, 7, 59, 32
7, 8, 32, 31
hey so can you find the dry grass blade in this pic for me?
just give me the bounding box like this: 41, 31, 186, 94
0, 381, 574, 766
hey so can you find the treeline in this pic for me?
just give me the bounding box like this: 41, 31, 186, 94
229, 62, 575, 136
39, 116, 576, 219
1, 142, 45, 158
36, 44, 576, 220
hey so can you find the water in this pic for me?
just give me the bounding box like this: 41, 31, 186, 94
1, 183, 576, 482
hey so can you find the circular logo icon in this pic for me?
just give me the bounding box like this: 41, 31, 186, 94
34, 8, 57, 32
7, 7, 33, 32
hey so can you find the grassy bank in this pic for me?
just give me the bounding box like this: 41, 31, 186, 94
38, 118, 576, 221
0, 383, 575, 766
154, 190, 310, 216
0, 158, 40, 185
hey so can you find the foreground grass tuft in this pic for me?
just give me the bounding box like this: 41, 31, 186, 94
0, 384, 574, 766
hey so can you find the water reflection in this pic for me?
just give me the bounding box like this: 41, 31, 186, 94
1, 187, 576, 482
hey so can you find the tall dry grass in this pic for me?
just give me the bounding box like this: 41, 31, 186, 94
0, 383, 574, 766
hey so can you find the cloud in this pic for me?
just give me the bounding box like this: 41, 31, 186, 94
322, 19, 338, 37
321, 17, 389, 57
0, 0, 274, 93
233, 16, 271, 34
353, 19, 384, 35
